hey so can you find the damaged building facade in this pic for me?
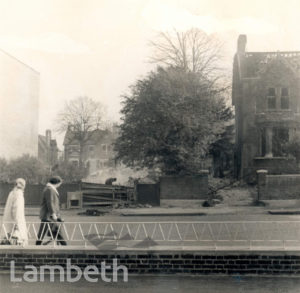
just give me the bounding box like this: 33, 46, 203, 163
232, 35, 300, 180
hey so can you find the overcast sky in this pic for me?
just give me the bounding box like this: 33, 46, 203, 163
0, 0, 300, 147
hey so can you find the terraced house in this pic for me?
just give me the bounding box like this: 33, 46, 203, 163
232, 35, 300, 180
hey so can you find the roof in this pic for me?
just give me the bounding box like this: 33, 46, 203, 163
236, 51, 300, 79
63, 128, 113, 146
38, 135, 58, 150
232, 35, 300, 106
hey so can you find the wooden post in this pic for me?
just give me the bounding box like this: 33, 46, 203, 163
256, 169, 268, 204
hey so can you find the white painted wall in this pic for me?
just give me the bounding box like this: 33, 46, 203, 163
0, 49, 39, 158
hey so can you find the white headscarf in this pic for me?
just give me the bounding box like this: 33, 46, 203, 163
16, 178, 26, 190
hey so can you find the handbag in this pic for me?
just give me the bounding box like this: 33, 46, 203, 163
1, 228, 22, 245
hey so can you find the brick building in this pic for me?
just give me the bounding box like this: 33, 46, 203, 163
63, 127, 117, 174
232, 35, 300, 179
38, 129, 59, 169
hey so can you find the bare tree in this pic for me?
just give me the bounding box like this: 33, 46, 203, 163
149, 28, 223, 78
56, 96, 105, 167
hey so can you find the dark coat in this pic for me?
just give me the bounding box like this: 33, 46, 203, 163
39, 185, 61, 221
105, 177, 117, 185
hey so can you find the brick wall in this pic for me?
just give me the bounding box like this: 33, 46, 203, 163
1, 249, 300, 275
136, 184, 160, 206
160, 172, 208, 200
257, 170, 300, 199
0, 183, 80, 206
253, 157, 299, 175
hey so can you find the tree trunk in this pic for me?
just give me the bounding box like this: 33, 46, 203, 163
79, 141, 84, 169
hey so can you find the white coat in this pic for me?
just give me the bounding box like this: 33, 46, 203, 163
1, 187, 28, 245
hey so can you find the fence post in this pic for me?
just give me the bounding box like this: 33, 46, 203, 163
256, 169, 268, 204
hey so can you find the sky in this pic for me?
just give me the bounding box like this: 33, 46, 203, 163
0, 0, 300, 147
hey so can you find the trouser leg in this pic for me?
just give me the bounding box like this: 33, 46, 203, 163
51, 222, 67, 246
56, 231, 67, 246
35, 222, 49, 245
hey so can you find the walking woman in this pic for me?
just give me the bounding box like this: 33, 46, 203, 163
1, 178, 28, 246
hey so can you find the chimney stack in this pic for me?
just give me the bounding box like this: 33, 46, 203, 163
237, 34, 247, 53
46, 129, 51, 147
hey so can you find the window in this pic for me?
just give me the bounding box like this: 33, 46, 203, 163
96, 160, 106, 169
68, 145, 79, 154
261, 128, 266, 156
89, 145, 95, 158
281, 88, 289, 109
70, 200, 79, 207
267, 88, 276, 109
71, 160, 79, 167
266, 87, 290, 110
102, 144, 107, 152
268, 88, 275, 96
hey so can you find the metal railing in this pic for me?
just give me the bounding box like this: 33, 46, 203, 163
1, 221, 300, 249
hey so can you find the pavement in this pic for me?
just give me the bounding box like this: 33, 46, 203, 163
2, 201, 300, 218
115, 202, 245, 216
1, 199, 300, 223
0, 205, 275, 218
105, 199, 300, 218
1, 202, 300, 252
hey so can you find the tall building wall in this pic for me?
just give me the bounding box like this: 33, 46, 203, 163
0, 50, 39, 158
232, 35, 300, 180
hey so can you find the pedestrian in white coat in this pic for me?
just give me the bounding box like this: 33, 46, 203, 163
1, 178, 28, 245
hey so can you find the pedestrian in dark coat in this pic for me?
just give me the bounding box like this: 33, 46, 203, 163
36, 176, 67, 245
